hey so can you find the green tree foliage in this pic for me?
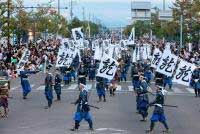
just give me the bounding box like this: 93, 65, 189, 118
1, 0, 105, 41
123, 20, 150, 38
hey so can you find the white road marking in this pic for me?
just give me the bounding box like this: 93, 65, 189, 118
95, 128, 126, 132
116, 85, 121, 91
68, 84, 78, 90
128, 86, 134, 91
186, 87, 195, 94
86, 84, 93, 91
36, 85, 45, 91
11, 86, 21, 91
31, 84, 35, 88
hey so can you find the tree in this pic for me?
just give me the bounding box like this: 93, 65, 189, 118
123, 20, 150, 38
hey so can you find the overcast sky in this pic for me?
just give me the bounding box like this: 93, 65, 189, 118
25, 0, 175, 27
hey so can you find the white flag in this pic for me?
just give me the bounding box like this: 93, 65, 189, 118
156, 49, 178, 77
96, 56, 119, 80
17, 49, 31, 69
56, 39, 77, 67
128, 27, 135, 44
173, 59, 197, 86
94, 45, 102, 60
103, 44, 114, 58
72, 27, 84, 49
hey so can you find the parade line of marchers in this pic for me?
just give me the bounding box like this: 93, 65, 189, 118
0, 27, 199, 134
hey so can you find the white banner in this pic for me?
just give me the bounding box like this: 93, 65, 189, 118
103, 44, 114, 58
56, 39, 77, 67
156, 49, 178, 77
142, 44, 151, 60
173, 59, 197, 86
17, 49, 31, 69
132, 48, 137, 63
96, 56, 119, 80
72, 27, 84, 49
151, 48, 162, 68
128, 27, 135, 45
94, 45, 102, 60
136, 46, 140, 61
120, 40, 127, 50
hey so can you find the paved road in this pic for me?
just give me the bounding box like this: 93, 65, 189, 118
1, 73, 200, 134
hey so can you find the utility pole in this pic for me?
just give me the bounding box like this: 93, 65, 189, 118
58, 0, 60, 15
7, 0, 10, 46
163, 0, 165, 11
180, 14, 183, 49
70, 0, 73, 20
82, 7, 85, 21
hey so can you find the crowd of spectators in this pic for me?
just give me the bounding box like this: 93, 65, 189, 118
0, 39, 60, 79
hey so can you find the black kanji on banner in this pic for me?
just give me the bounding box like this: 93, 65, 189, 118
100, 59, 116, 76
64, 42, 69, 49
58, 52, 69, 65
159, 56, 175, 73
152, 52, 161, 65
175, 65, 191, 82
75, 31, 82, 40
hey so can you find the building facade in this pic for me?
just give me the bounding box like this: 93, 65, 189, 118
131, 1, 151, 22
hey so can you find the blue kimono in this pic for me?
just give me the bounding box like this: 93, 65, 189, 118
150, 91, 167, 122
191, 69, 200, 97
120, 67, 127, 82
73, 89, 93, 129
163, 76, 172, 89
45, 74, 53, 107
78, 67, 87, 85
54, 74, 62, 100
96, 76, 106, 97
144, 70, 152, 84
137, 80, 149, 119
20, 70, 38, 98
88, 64, 96, 80
147, 90, 169, 132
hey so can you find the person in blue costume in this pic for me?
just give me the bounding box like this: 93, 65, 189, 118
71, 67, 76, 81
137, 76, 149, 122
88, 62, 96, 81
132, 66, 140, 90
96, 76, 106, 102
163, 75, 173, 90
54, 69, 62, 101
71, 83, 93, 131
146, 86, 169, 134
191, 67, 200, 97
44, 72, 53, 109
120, 66, 127, 82
20, 65, 39, 99
78, 63, 87, 85
144, 68, 152, 84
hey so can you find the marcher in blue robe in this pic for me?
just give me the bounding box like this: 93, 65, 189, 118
88, 63, 96, 81
54, 71, 62, 101
78, 63, 87, 85
71, 67, 76, 81
191, 68, 200, 97
146, 86, 169, 133
163, 76, 173, 90
44, 73, 53, 109
20, 69, 39, 99
71, 83, 93, 131
144, 68, 152, 84
137, 77, 149, 121
120, 66, 127, 82
96, 76, 106, 102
